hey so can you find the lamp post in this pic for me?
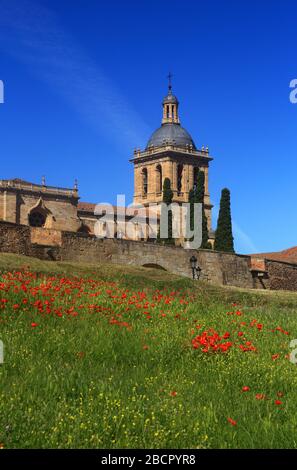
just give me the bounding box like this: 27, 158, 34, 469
190, 255, 201, 280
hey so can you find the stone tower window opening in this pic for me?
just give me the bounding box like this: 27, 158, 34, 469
142, 168, 148, 195
28, 210, 47, 228
156, 164, 162, 193
193, 167, 199, 190
166, 105, 170, 118
177, 164, 183, 194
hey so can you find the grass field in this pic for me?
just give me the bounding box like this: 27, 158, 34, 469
0, 252, 297, 449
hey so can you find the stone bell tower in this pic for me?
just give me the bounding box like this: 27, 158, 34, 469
130, 77, 213, 231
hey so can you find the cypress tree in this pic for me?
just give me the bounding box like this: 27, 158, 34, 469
158, 177, 174, 244
214, 188, 234, 252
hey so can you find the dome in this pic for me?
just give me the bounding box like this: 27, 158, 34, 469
146, 123, 196, 150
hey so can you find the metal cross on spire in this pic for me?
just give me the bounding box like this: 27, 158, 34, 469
167, 72, 173, 91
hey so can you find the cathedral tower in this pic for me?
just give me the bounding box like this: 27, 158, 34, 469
130, 79, 213, 231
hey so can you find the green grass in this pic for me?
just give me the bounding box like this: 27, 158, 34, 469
0, 252, 297, 449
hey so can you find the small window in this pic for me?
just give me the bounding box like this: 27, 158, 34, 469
177, 164, 183, 193
156, 164, 162, 192
142, 168, 148, 195
193, 167, 199, 190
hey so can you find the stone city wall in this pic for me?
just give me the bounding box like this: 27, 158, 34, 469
1, 221, 297, 291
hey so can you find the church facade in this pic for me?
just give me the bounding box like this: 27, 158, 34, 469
0, 82, 214, 244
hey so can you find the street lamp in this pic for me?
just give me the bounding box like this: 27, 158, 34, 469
190, 255, 201, 280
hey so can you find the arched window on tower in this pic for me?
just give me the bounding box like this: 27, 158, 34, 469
193, 167, 199, 190
156, 164, 162, 193
142, 168, 148, 195
177, 164, 183, 194
171, 105, 175, 119
166, 105, 170, 118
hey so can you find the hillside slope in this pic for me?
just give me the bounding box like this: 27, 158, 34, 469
0, 253, 297, 449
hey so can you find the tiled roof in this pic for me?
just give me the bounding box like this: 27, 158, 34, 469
78, 202, 96, 212
251, 247, 297, 265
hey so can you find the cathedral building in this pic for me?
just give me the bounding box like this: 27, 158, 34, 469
0, 81, 214, 244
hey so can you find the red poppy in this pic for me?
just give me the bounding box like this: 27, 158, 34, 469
242, 386, 250, 392
31, 322, 38, 328
227, 417, 237, 426
275, 400, 282, 406
255, 393, 266, 400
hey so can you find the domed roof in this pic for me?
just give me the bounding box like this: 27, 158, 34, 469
146, 123, 196, 150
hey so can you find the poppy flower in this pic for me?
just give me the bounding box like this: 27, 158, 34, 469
170, 391, 177, 397
255, 393, 266, 400
275, 400, 282, 406
31, 322, 38, 328
227, 417, 237, 426
242, 386, 250, 392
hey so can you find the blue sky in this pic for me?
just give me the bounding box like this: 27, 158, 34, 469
0, 0, 297, 254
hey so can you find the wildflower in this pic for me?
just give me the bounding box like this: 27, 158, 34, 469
227, 417, 237, 426
275, 400, 282, 406
170, 391, 177, 397
223, 332, 230, 339
272, 354, 280, 361
242, 386, 250, 392
31, 322, 38, 328
255, 393, 266, 400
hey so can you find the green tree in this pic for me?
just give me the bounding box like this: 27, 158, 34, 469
157, 177, 174, 244
214, 188, 234, 252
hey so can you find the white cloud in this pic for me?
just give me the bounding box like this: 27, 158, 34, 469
0, 0, 150, 150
